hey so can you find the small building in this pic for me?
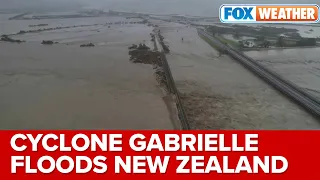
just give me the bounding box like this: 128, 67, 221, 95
240, 40, 255, 48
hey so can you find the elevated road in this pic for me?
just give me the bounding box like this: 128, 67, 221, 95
154, 32, 190, 130
198, 28, 320, 119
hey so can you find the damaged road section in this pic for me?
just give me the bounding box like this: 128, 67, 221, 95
153, 31, 190, 130
128, 37, 187, 129
128, 43, 169, 94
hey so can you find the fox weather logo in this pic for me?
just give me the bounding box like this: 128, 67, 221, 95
220, 5, 257, 23
219, 4, 319, 23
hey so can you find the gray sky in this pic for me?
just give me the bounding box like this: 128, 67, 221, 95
0, 0, 319, 16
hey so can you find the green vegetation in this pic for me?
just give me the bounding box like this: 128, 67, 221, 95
198, 34, 225, 53
276, 36, 285, 47
259, 41, 271, 48
207, 25, 301, 40
215, 35, 240, 48
275, 36, 316, 47
296, 38, 317, 46
255, 35, 265, 41
233, 32, 240, 39
207, 25, 318, 49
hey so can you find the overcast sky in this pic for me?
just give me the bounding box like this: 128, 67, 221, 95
1, 0, 319, 16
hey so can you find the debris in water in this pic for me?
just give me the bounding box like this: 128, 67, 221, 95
128, 42, 167, 88
0, 35, 25, 43
129, 44, 138, 49
158, 33, 170, 53
29, 24, 48, 27
80, 43, 95, 47
41, 40, 58, 45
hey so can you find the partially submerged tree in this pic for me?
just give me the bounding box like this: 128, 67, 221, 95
233, 31, 240, 39
261, 40, 270, 48
296, 38, 316, 46
255, 35, 265, 41
276, 36, 285, 47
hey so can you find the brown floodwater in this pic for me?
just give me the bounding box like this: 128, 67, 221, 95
0, 17, 174, 129
154, 21, 320, 129
245, 48, 320, 99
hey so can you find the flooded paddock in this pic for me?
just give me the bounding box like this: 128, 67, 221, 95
2, 12, 320, 130
0, 16, 174, 129
245, 48, 320, 99
154, 21, 320, 129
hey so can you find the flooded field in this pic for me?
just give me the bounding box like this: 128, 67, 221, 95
1, 14, 137, 34
0, 15, 174, 129
192, 20, 320, 38
245, 48, 320, 99
154, 21, 320, 129
243, 24, 320, 38
2, 11, 320, 130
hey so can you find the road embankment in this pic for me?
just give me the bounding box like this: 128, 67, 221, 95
198, 29, 320, 119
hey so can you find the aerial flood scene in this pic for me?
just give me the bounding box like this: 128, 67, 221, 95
1, 0, 320, 129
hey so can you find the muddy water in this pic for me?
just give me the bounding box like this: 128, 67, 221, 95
0, 14, 140, 35
80, 0, 320, 17
155, 21, 320, 129
243, 24, 320, 38
245, 48, 320, 99
0, 18, 174, 129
